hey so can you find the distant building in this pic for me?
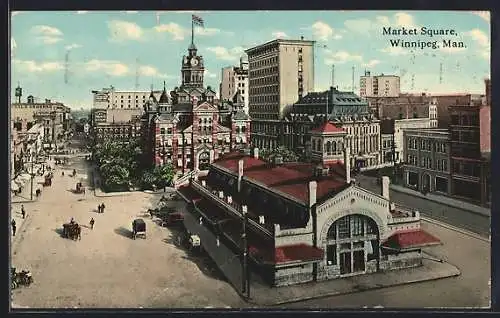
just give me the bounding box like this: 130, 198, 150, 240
480, 79, 491, 156
449, 105, 490, 206
178, 148, 441, 288
91, 107, 144, 142
285, 87, 381, 169
402, 129, 451, 195
359, 71, 400, 98
91, 87, 160, 109
246, 38, 315, 149
219, 58, 249, 114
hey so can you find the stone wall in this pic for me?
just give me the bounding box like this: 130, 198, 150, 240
380, 251, 422, 271
274, 263, 314, 287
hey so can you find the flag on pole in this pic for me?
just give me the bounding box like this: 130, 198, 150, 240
192, 15, 204, 27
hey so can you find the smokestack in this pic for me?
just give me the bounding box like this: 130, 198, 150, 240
381, 176, 390, 200
238, 159, 244, 192
253, 147, 259, 159
308, 181, 317, 207
344, 147, 351, 184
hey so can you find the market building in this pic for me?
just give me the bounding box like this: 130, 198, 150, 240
177, 141, 441, 288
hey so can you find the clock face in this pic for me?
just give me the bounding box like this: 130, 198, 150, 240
191, 58, 199, 67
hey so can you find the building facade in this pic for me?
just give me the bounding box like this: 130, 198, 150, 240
402, 129, 451, 195
284, 87, 381, 169
91, 87, 162, 109
220, 58, 249, 114
178, 147, 440, 288
91, 107, 143, 142
246, 38, 315, 149
449, 105, 490, 206
140, 40, 251, 173
359, 72, 400, 98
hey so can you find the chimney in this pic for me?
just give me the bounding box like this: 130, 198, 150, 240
238, 159, 244, 192
344, 147, 351, 184
381, 176, 390, 200
253, 147, 259, 159
308, 181, 317, 207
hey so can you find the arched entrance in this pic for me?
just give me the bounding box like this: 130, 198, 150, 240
421, 173, 431, 192
198, 151, 210, 171
324, 214, 380, 276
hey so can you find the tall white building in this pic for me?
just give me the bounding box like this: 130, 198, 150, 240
245, 38, 315, 149
91, 86, 162, 109
219, 58, 249, 113
360, 71, 400, 98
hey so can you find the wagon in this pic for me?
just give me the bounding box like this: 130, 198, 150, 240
132, 218, 146, 240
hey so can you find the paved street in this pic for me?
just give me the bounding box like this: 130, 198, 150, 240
283, 219, 490, 309
11, 153, 243, 309
354, 174, 490, 236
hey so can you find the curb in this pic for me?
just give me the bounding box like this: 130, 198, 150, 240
389, 185, 490, 217
421, 216, 490, 243
258, 266, 461, 307
11, 214, 32, 252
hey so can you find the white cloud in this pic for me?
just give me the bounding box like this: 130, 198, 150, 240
325, 51, 362, 64
379, 46, 409, 56
11, 38, 16, 57
345, 12, 418, 35
31, 25, 63, 36
138, 65, 171, 78
65, 43, 82, 50
195, 26, 220, 36
107, 20, 144, 42
472, 11, 490, 22
84, 59, 130, 76
76, 11, 88, 14
394, 12, 417, 28
204, 70, 216, 78
343, 18, 373, 33
207, 46, 245, 61
362, 59, 381, 68
272, 31, 288, 39
466, 29, 490, 47
31, 25, 63, 44
154, 22, 186, 40
13, 59, 64, 72
311, 21, 335, 41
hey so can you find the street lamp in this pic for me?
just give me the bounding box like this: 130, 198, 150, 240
241, 205, 250, 299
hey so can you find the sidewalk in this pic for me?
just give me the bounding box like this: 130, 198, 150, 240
10, 205, 32, 253
11, 176, 45, 204
246, 257, 460, 306
390, 184, 490, 217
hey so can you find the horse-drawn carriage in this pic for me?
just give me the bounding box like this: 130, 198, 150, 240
43, 173, 53, 187
62, 222, 81, 240
75, 182, 85, 194
132, 218, 146, 240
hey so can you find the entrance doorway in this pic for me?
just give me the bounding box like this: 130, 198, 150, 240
422, 173, 431, 192
198, 151, 210, 170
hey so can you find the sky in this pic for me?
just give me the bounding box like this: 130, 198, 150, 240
10, 10, 490, 109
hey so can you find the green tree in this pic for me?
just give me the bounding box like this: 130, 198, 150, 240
100, 164, 130, 191
260, 146, 298, 163
153, 163, 175, 188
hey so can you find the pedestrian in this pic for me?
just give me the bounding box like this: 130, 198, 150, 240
97, 204, 101, 213
89, 218, 95, 230
83, 187, 86, 195
21, 205, 25, 219
62, 171, 64, 176
101, 203, 105, 213
11, 219, 16, 236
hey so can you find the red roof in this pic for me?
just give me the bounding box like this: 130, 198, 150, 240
249, 244, 324, 265
213, 153, 347, 203
311, 122, 345, 133
382, 229, 441, 250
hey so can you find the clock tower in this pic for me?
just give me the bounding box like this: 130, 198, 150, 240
180, 42, 205, 89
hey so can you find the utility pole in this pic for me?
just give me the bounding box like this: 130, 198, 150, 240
30, 156, 34, 200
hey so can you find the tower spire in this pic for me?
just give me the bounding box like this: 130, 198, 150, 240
163, 81, 166, 91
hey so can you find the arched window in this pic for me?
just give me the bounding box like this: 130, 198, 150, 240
332, 141, 337, 153
326, 141, 331, 154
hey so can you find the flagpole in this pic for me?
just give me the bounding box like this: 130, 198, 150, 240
191, 18, 194, 45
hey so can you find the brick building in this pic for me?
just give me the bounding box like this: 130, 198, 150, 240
141, 41, 251, 173
177, 144, 440, 288
402, 129, 451, 194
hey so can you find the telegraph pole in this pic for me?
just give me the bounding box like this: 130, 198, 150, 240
30, 156, 34, 200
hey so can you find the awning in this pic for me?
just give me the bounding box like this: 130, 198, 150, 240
382, 229, 441, 250
249, 244, 325, 266
19, 174, 31, 182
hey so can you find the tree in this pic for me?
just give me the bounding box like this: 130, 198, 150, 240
153, 163, 175, 188
100, 164, 130, 191
260, 146, 298, 163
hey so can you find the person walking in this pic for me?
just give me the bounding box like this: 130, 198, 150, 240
21, 205, 26, 219
89, 218, 95, 230
11, 219, 16, 237
101, 203, 105, 213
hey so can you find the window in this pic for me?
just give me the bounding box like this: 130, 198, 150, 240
160, 128, 165, 134
352, 217, 364, 237
326, 245, 336, 266
338, 217, 350, 239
